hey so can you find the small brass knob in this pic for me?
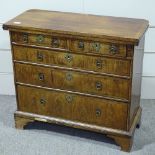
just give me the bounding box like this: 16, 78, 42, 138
23, 33, 28, 43
38, 73, 44, 81
66, 95, 73, 103
96, 81, 102, 90
66, 72, 73, 81
92, 42, 100, 52
96, 109, 101, 117
40, 98, 46, 105
37, 51, 43, 61
110, 44, 118, 54
96, 59, 102, 69
78, 41, 84, 49
52, 38, 59, 48
36, 35, 44, 43
65, 53, 73, 62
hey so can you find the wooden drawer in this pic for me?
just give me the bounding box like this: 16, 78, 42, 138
13, 45, 131, 76
11, 32, 68, 49
11, 32, 127, 57
70, 39, 127, 57
17, 85, 128, 130
15, 63, 130, 100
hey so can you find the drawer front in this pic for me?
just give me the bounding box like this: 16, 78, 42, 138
13, 45, 131, 76
11, 32, 126, 58
15, 63, 130, 100
11, 32, 68, 49
70, 39, 126, 57
17, 85, 128, 130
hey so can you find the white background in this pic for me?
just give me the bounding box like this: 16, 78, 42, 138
0, 0, 155, 99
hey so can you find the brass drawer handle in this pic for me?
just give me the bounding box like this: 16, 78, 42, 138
66, 72, 73, 81
38, 73, 44, 81
92, 42, 100, 52
65, 53, 73, 62
96, 81, 102, 90
37, 51, 43, 61
36, 35, 44, 43
66, 95, 73, 103
96, 59, 102, 69
52, 38, 59, 48
109, 44, 118, 54
96, 109, 101, 117
78, 41, 84, 49
40, 98, 46, 105
23, 33, 28, 43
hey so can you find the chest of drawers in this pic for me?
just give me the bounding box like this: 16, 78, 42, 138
3, 9, 148, 152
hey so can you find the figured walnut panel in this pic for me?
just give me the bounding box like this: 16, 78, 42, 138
3, 9, 149, 45
15, 63, 130, 100
11, 32, 68, 49
17, 85, 128, 130
70, 39, 127, 57
13, 45, 131, 76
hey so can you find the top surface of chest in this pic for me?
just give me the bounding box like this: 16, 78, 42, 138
3, 9, 148, 45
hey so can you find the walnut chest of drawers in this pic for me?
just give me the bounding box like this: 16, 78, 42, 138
3, 9, 149, 151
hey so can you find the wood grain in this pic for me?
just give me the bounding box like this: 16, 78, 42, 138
17, 85, 128, 130
70, 39, 127, 57
12, 45, 131, 76
11, 31, 128, 58
15, 62, 130, 100
108, 135, 133, 152
11, 31, 68, 50
129, 36, 145, 128
3, 9, 148, 152
14, 106, 142, 151
3, 9, 149, 45
14, 115, 34, 129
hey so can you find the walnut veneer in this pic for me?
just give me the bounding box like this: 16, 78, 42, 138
3, 9, 149, 152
